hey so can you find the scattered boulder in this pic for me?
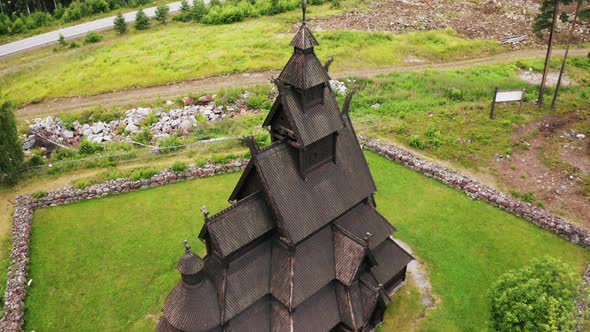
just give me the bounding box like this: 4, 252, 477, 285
183, 97, 194, 106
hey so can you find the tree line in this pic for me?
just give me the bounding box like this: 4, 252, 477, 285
0, 0, 153, 36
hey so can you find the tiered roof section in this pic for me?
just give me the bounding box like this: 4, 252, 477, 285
158, 19, 413, 332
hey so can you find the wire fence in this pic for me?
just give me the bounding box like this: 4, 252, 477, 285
20, 117, 392, 176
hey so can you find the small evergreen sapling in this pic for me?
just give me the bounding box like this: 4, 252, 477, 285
134, 9, 150, 31
155, 4, 170, 24
114, 12, 127, 34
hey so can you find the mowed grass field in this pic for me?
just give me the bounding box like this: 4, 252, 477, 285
0, 5, 502, 106
26, 152, 590, 331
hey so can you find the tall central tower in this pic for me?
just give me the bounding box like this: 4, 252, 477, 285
158, 6, 413, 332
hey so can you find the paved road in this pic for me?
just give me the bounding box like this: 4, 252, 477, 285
16, 48, 590, 119
0, 0, 196, 58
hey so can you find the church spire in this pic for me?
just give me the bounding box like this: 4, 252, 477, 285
302, 0, 307, 24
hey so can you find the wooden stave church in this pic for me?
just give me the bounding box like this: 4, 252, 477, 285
158, 15, 413, 332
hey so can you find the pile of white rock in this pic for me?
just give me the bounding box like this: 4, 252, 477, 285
330, 80, 347, 96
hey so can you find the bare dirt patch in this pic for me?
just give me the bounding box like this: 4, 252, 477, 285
307, 0, 590, 47
518, 69, 574, 86
494, 110, 590, 229
395, 239, 437, 316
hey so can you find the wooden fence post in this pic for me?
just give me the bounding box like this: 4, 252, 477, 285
490, 87, 499, 119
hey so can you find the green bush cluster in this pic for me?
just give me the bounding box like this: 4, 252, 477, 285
129, 166, 159, 180
488, 257, 581, 331
78, 140, 105, 156
84, 31, 103, 44
32, 191, 48, 199
159, 134, 183, 152
171, 161, 188, 172
173, 0, 302, 25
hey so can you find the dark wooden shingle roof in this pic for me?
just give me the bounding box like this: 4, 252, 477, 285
163, 279, 221, 331
289, 24, 319, 50
334, 228, 366, 286
224, 241, 272, 320
335, 202, 396, 250
293, 283, 341, 331
278, 50, 330, 91
254, 126, 376, 243
225, 296, 271, 332
207, 193, 275, 257
371, 238, 414, 286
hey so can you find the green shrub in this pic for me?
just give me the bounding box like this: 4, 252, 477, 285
78, 140, 104, 156
135, 9, 150, 30
84, 31, 103, 44
142, 112, 158, 127
445, 87, 464, 101
114, 13, 127, 34
25, 154, 45, 168
159, 134, 183, 152
171, 161, 187, 172
53, 148, 77, 161
155, 4, 170, 24
488, 257, 580, 331
133, 128, 153, 145
246, 89, 271, 110
129, 167, 159, 180
58, 33, 67, 47
32, 191, 47, 199
190, 0, 208, 22
521, 191, 535, 203
174, 0, 192, 22
69, 41, 80, 49
409, 135, 426, 149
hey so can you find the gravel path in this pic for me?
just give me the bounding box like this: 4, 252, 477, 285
14, 48, 590, 119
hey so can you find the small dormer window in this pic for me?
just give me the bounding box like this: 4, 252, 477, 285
300, 133, 336, 174
304, 84, 324, 108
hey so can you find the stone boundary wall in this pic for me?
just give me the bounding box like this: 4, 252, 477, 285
0, 160, 247, 331
2, 140, 590, 331
361, 138, 590, 247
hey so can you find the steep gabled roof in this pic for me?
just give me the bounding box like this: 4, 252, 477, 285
278, 50, 330, 90
228, 160, 262, 202
371, 238, 413, 286
289, 24, 319, 50
335, 202, 396, 250
334, 228, 366, 286
207, 193, 275, 257
224, 240, 272, 321
254, 126, 376, 243
293, 283, 341, 331
225, 296, 271, 332
162, 279, 221, 332
263, 85, 343, 147
292, 226, 336, 306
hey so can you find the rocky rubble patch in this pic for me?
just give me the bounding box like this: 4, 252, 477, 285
362, 138, 590, 247
22, 98, 261, 152
0, 159, 248, 331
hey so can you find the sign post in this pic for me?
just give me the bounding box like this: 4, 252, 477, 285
490, 88, 526, 120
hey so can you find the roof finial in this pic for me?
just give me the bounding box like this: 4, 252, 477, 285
302, 0, 307, 25
183, 239, 191, 253
201, 205, 209, 219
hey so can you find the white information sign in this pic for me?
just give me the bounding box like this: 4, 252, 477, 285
495, 90, 525, 103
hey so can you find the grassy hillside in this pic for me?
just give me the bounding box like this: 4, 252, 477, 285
25, 152, 590, 331
0, 5, 502, 106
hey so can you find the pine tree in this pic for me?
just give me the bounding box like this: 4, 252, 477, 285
113, 12, 127, 34
155, 4, 169, 24
0, 100, 24, 185
134, 8, 150, 30
190, 0, 207, 22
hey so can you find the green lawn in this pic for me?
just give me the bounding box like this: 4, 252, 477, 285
26, 152, 590, 331
0, 5, 502, 106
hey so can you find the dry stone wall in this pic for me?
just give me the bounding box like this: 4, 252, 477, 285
0, 160, 247, 331
361, 138, 590, 247
2, 139, 590, 331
